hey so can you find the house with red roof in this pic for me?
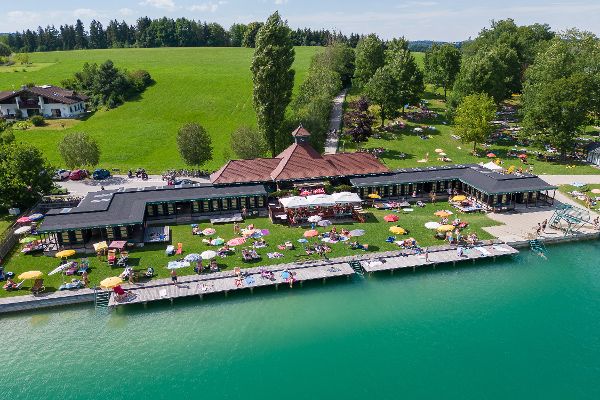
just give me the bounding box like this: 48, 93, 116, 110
211, 125, 390, 187
0, 85, 87, 119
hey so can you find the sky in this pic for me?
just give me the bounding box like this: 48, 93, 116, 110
1, 0, 599, 42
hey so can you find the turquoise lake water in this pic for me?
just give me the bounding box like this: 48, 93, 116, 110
2, 242, 600, 399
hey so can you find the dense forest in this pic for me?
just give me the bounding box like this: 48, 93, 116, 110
1, 17, 365, 52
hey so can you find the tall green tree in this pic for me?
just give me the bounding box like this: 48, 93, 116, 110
454, 93, 496, 152
521, 31, 599, 161
230, 126, 268, 159
0, 143, 53, 209
314, 42, 355, 87
364, 66, 401, 127
243, 22, 263, 48
58, 132, 100, 169
353, 34, 385, 87
251, 12, 295, 156
0, 42, 11, 57
229, 23, 247, 47
385, 39, 425, 112
176, 123, 213, 167
424, 43, 461, 100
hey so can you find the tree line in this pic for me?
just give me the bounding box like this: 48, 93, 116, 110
3, 17, 365, 53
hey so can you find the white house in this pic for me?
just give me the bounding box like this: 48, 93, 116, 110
0, 85, 87, 119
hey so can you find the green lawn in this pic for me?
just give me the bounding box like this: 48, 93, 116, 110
0, 214, 15, 234
342, 85, 599, 175
0, 63, 55, 73
0, 47, 319, 173
0, 201, 501, 297
558, 184, 600, 211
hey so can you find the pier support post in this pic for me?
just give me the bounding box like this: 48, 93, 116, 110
413, 266, 416, 272
170, 298, 173, 305
322, 278, 326, 284
199, 294, 203, 300
250, 287, 254, 294
300, 281, 304, 287
143, 302, 147, 308
275, 283, 279, 291
225, 291, 228, 297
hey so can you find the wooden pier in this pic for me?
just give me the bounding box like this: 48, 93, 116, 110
108, 261, 355, 308
359, 243, 518, 274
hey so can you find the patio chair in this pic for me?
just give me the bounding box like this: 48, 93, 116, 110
31, 279, 45, 295
116, 252, 129, 267
107, 250, 117, 266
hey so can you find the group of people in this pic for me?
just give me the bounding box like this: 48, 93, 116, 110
286, 205, 355, 226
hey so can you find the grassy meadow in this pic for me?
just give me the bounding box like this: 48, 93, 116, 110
0, 47, 319, 172
0, 202, 500, 297
342, 84, 600, 175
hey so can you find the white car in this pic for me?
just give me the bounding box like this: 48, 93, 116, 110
54, 169, 71, 181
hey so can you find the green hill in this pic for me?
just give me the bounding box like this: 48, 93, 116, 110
0, 47, 319, 172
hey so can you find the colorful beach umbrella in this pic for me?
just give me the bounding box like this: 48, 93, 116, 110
486, 153, 497, 158
14, 226, 32, 235
202, 228, 216, 236
304, 230, 319, 238
383, 214, 399, 222
210, 238, 225, 246
437, 224, 455, 232
227, 237, 246, 246
368, 193, 381, 199
16, 216, 31, 224
389, 226, 406, 235
55, 249, 76, 258
93, 241, 108, 252
100, 276, 122, 289
434, 210, 453, 218
28, 213, 44, 221
201, 250, 217, 260
18, 270, 43, 280
452, 195, 466, 202
424, 222, 441, 230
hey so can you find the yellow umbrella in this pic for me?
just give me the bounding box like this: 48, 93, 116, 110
452, 195, 466, 202
389, 226, 406, 235
434, 210, 453, 218
93, 241, 108, 252
368, 193, 381, 199
55, 249, 76, 258
437, 224, 455, 232
18, 270, 43, 280
100, 276, 122, 289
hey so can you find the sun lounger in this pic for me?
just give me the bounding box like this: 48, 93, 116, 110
31, 279, 45, 295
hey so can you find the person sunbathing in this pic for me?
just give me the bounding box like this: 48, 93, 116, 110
3, 277, 16, 290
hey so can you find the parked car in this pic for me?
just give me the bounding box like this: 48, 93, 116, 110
69, 169, 88, 181
171, 178, 197, 186
92, 168, 111, 180
53, 169, 71, 181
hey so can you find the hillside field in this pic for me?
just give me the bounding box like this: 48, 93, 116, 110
0, 47, 319, 172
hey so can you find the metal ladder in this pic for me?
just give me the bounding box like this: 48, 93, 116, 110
94, 289, 111, 312
349, 260, 365, 276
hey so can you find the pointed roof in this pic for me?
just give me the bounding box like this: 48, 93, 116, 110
291, 125, 311, 137
270, 142, 336, 181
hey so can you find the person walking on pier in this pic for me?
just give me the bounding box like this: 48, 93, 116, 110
171, 269, 178, 285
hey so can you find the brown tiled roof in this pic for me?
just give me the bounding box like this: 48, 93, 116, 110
210, 158, 281, 184
323, 152, 390, 176
0, 86, 87, 105
270, 143, 338, 181
210, 132, 389, 184
291, 125, 311, 137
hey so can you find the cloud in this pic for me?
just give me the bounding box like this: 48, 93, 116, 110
274, 0, 289, 4
187, 1, 227, 12
73, 8, 98, 18
139, 0, 177, 11
119, 8, 135, 16
6, 10, 42, 24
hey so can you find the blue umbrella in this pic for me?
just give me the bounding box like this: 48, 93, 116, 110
28, 213, 44, 221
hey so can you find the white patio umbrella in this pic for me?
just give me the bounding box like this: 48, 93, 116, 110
48, 263, 71, 276
349, 229, 365, 237
425, 221, 441, 230
14, 226, 32, 235
201, 250, 217, 260
308, 215, 322, 223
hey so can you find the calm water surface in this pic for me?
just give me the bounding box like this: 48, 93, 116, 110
2, 242, 599, 399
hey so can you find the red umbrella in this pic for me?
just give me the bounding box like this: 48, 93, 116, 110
517, 154, 528, 159
17, 216, 31, 223
384, 214, 399, 222
486, 153, 497, 158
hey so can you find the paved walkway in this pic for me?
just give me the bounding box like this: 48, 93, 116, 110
324, 89, 347, 154
58, 175, 210, 196
539, 174, 600, 185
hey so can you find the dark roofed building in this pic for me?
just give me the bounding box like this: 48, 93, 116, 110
350, 164, 557, 211
0, 84, 87, 119
211, 126, 390, 185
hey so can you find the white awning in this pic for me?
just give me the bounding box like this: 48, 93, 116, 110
306, 194, 335, 207
482, 161, 504, 171
331, 192, 362, 204
279, 196, 309, 209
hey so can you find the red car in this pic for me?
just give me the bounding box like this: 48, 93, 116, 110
69, 169, 88, 180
